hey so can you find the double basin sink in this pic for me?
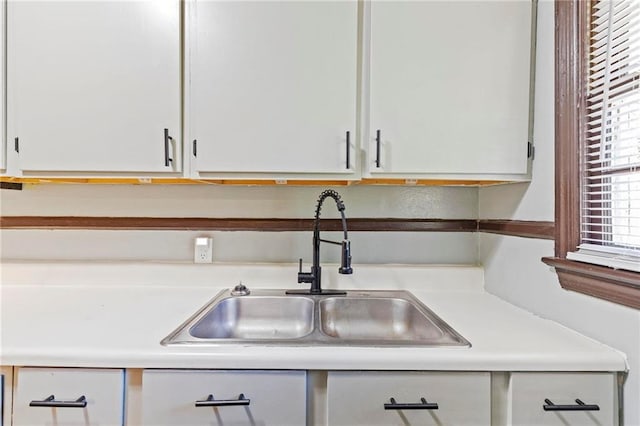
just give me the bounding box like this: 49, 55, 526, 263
162, 289, 470, 347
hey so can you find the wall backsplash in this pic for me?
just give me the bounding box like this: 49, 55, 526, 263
0, 184, 479, 263
0, 184, 477, 218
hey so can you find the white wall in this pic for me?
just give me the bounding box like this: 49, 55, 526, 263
1, 184, 477, 218
479, 1, 640, 424
0, 185, 478, 264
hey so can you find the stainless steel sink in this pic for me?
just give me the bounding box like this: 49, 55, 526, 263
162, 289, 470, 347
320, 297, 445, 342
190, 296, 314, 339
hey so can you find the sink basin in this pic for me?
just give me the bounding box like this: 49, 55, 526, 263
162, 289, 469, 347
319, 297, 445, 342
190, 296, 314, 339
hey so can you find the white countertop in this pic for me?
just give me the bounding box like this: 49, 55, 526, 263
0, 262, 628, 372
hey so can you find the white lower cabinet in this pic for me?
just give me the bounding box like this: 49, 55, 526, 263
0, 367, 12, 426
508, 372, 618, 426
1, 368, 620, 426
327, 371, 491, 426
141, 369, 307, 426
12, 367, 125, 426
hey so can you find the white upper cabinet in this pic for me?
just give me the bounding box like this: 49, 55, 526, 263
1, 0, 5, 172
8, 0, 181, 175
188, 0, 358, 179
2, 0, 535, 182
366, 0, 534, 180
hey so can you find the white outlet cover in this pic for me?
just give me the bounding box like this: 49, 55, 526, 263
194, 237, 213, 263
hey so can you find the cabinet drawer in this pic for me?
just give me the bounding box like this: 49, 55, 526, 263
12, 367, 124, 426
142, 369, 306, 426
0, 367, 11, 426
509, 372, 617, 426
327, 371, 490, 426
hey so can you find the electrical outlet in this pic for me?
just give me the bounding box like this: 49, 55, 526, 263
194, 237, 213, 263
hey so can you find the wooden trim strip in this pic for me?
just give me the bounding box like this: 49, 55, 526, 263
348, 219, 478, 232
0, 216, 558, 239
555, 0, 586, 258
478, 220, 555, 240
542, 257, 640, 310
0, 217, 478, 232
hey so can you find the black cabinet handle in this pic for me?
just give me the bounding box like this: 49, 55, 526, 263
384, 397, 438, 410
543, 398, 600, 411
195, 394, 250, 407
164, 128, 174, 167
29, 395, 87, 408
375, 129, 381, 168
346, 131, 351, 170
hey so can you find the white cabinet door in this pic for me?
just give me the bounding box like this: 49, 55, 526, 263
189, 0, 358, 178
12, 367, 125, 426
509, 372, 617, 426
8, 0, 181, 175
327, 371, 490, 425
1, 0, 5, 171
368, 0, 533, 178
142, 369, 306, 426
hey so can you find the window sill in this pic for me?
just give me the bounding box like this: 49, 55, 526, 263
567, 250, 640, 273
541, 257, 640, 310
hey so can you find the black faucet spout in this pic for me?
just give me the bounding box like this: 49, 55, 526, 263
287, 190, 352, 296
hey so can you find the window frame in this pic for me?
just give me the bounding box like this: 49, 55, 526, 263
542, 0, 640, 310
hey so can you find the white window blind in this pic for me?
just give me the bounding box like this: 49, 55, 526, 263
568, 0, 640, 272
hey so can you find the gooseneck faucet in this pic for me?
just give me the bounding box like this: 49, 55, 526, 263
287, 190, 352, 296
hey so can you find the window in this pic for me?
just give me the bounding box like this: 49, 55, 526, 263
567, 0, 640, 272
543, 0, 640, 309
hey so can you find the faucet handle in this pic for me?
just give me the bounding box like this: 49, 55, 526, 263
297, 258, 314, 284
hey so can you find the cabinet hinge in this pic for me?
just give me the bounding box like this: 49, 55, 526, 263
527, 141, 535, 159
0, 182, 23, 191
193, 139, 197, 157
14, 137, 19, 153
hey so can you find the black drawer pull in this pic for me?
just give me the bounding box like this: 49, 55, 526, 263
375, 129, 381, 168
384, 397, 438, 410
164, 128, 174, 167
346, 130, 351, 169
543, 398, 600, 411
195, 393, 250, 407
30, 395, 87, 408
